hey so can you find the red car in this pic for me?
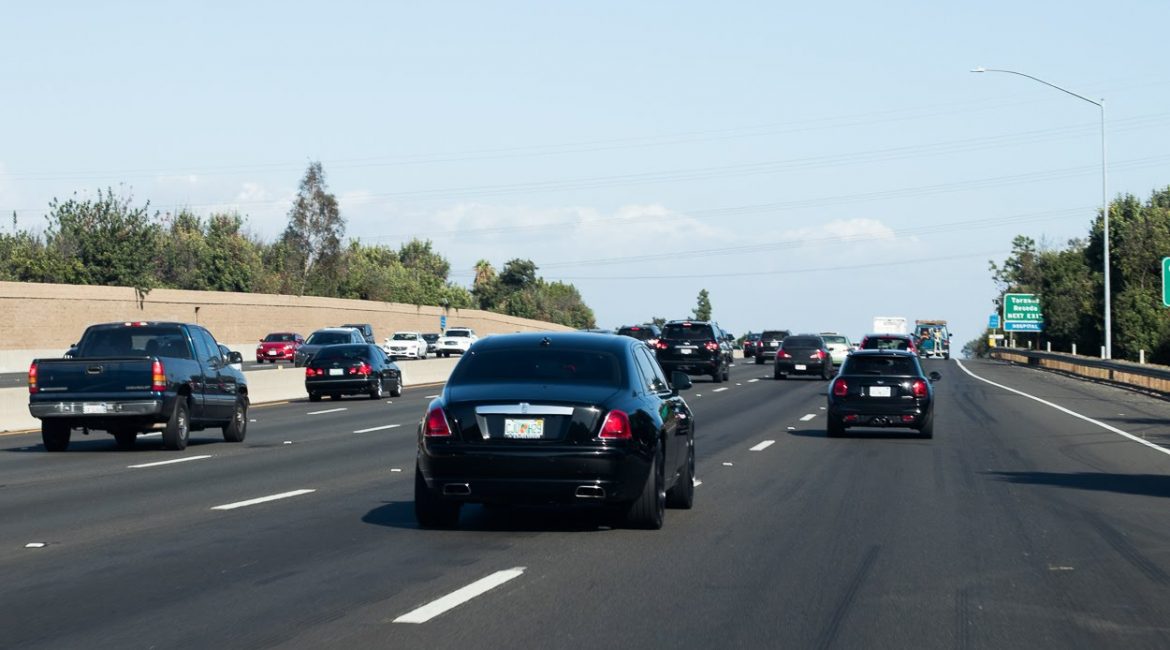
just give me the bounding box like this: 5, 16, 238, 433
256, 332, 304, 363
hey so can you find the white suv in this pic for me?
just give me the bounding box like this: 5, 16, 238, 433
436, 328, 477, 357
383, 332, 428, 359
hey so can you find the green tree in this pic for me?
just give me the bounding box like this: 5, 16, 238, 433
280, 162, 344, 296
692, 288, 712, 321
44, 188, 160, 295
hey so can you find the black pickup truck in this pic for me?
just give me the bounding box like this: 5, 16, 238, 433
28, 321, 249, 452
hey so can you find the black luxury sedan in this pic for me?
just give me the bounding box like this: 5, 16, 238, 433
773, 334, 833, 379
655, 319, 731, 383
304, 344, 402, 401
414, 332, 696, 529
825, 349, 940, 438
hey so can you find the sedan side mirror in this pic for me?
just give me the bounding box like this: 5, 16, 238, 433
929, 371, 942, 382
670, 371, 693, 394
228, 351, 244, 365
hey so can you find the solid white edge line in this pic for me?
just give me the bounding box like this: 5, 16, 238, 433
750, 440, 776, 451
394, 568, 526, 624
353, 424, 402, 433
128, 455, 212, 469
799, 414, 816, 422
307, 408, 347, 415
211, 489, 317, 511
956, 359, 1170, 457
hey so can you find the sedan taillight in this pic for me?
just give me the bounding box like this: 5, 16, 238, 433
599, 409, 632, 440
425, 407, 452, 437
911, 379, 928, 398
655, 341, 668, 350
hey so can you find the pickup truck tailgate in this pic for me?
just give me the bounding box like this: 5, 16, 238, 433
33, 358, 156, 395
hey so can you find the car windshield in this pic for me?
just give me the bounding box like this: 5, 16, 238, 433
77, 326, 194, 360
450, 348, 624, 387
392, 333, 417, 340
845, 355, 919, 375
446, 330, 471, 338
264, 333, 296, 342
306, 331, 354, 345
783, 336, 822, 348
662, 323, 714, 340
313, 345, 371, 361
422, 334, 439, 341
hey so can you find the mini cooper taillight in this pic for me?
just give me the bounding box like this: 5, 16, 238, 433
832, 378, 848, 397
425, 407, 453, 437
599, 409, 632, 440
911, 379, 928, 398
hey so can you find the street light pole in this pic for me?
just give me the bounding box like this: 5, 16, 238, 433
971, 67, 1111, 359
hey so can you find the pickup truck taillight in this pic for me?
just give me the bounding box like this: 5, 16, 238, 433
28, 362, 37, 394
151, 360, 166, 392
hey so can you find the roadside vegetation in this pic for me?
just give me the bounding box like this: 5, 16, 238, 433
0, 162, 596, 329
986, 185, 1170, 363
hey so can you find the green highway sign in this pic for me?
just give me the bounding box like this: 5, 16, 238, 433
1003, 293, 1043, 332
1163, 258, 1170, 307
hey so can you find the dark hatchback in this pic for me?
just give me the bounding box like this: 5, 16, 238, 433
773, 334, 833, 379
304, 344, 402, 401
415, 332, 696, 530
826, 350, 940, 438
655, 320, 731, 383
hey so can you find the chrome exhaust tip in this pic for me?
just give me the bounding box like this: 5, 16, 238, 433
575, 485, 606, 499
442, 483, 471, 496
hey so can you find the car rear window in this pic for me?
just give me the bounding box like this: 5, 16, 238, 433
77, 326, 193, 360
863, 337, 911, 350
783, 336, 822, 347
392, 333, 417, 340
822, 336, 848, 345
446, 330, 471, 338
618, 327, 656, 340
662, 323, 714, 340
844, 355, 919, 375
450, 348, 624, 387
306, 331, 355, 345
264, 333, 296, 342
761, 330, 789, 340
313, 345, 371, 361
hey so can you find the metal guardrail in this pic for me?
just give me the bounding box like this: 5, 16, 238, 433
988, 348, 1170, 395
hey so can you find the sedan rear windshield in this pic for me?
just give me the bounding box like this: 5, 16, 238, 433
864, 337, 911, 350
313, 345, 371, 361
822, 336, 848, 345
618, 327, 657, 340
662, 324, 714, 340
760, 330, 789, 340
783, 337, 822, 347
306, 331, 354, 345
450, 348, 625, 387
263, 333, 297, 342
844, 355, 920, 375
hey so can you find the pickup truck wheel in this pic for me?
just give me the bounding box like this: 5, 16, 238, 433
369, 377, 384, 400
222, 397, 248, 443
42, 421, 71, 452
163, 399, 190, 450
113, 430, 137, 449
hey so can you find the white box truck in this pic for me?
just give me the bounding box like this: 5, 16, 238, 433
872, 316, 908, 335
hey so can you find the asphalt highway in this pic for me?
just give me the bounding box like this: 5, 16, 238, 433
4, 358, 1170, 649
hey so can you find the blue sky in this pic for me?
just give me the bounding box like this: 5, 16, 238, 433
3, 1, 1169, 349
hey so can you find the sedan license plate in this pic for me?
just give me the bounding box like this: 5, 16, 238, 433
83, 403, 108, 414
869, 386, 892, 397
504, 418, 544, 439
328, 368, 343, 376
795, 364, 807, 370
267, 350, 278, 355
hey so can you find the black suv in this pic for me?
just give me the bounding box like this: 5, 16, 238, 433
340, 323, 376, 344
617, 324, 662, 348
754, 329, 792, 365
655, 320, 732, 383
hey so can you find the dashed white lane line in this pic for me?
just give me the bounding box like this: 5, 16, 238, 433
141, 432, 161, 438
799, 414, 817, 422
211, 489, 316, 511
712, 387, 729, 393
128, 455, 212, 469
749, 440, 776, 452
394, 568, 526, 624
425, 394, 440, 399
748, 379, 760, 383
353, 424, 402, 434
307, 408, 347, 415
956, 359, 1170, 457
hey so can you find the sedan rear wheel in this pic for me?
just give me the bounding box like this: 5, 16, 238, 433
624, 449, 665, 529
827, 418, 845, 438
665, 442, 695, 510
369, 377, 384, 400
390, 376, 403, 397
414, 465, 461, 529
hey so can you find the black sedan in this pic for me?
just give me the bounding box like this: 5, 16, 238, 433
304, 344, 402, 401
773, 334, 833, 379
825, 349, 940, 438
414, 332, 696, 530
